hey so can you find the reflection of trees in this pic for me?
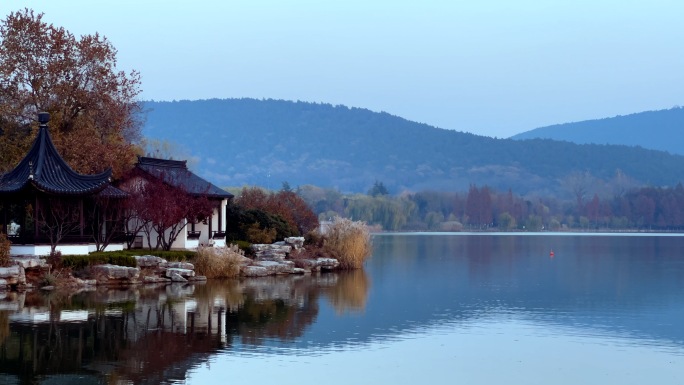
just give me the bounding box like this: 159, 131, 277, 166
0, 272, 370, 383
0, 312, 8, 345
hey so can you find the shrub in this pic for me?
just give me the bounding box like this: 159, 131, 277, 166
0, 233, 10, 267
323, 217, 372, 269
88, 249, 195, 261
233, 240, 254, 257
226, 203, 298, 241
245, 222, 276, 244
193, 244, 245, 279
62, 254, 137, 269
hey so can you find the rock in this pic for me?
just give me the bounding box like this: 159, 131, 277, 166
11, 256, 48, 269
255, 249, 288, 261
188, 275, 207, 282
241, 266, 269, 277
91, 264, 140, 284
170, 272, 188, 282
41, 285, 55, 291
0, 265, 21, 279
284, 237, 305, 249
164, 261, 195, 270
165, 268, 195, 279
292, 268, 308, 274
134, 255, 166, 268
0, 265, 24, 286
251, 244, 292, 254
237, 255, 253, 266
316, 258, 340, 270
254, 260, 295, 275
144, 276, 171, 283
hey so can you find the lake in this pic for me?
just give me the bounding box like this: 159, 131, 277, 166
1, 233, 684, 384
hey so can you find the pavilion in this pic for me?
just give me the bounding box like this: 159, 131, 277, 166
0, 112, 126, 255
122, 156, 233, 249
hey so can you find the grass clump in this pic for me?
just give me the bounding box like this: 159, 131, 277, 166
193, 244, 245, 279
323, 217, 372, 269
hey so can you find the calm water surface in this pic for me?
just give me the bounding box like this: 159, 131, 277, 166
1, 233, 684, 384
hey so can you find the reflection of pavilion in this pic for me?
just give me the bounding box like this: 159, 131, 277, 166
0, 273, 364, 384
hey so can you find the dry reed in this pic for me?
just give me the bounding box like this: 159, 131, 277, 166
324, 217, 372, 269
193, 244, 245, 279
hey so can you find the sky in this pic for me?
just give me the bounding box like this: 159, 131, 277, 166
1, 0, 683, 138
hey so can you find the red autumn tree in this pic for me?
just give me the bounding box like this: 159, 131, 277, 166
127, 177, 214, 250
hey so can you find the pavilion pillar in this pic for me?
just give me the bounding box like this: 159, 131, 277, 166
208, 207, 213, 239
79, 199, 84, 237
218, 201, 223, 232
34, 195, 40, 241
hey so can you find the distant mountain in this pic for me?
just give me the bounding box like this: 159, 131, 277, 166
142, 99, 684, 195
511, 107, 684, 155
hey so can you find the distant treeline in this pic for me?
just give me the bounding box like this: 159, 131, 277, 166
294, 182, 684, 232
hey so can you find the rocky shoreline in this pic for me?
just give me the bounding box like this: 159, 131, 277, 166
0, 237, 341, 291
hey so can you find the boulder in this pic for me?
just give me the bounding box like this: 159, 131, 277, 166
255, 249, 288, 261
0, 265, 25, 286
254, 260, 295, 275
144, 276, 171, 283
170, 272, 188, 282
134, 255, 166, 268
241, 266, 269, 277
12, 256, 48, 269
91, 264, 140, 284
251, 244, 292, 254
165, 268, 195, 279
284, 237, 305, 249
0, 265, 21, 279
164, 261, 195, 270
316, 258, 340, 270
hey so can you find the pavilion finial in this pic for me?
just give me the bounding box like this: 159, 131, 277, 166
38, 112, 50, 126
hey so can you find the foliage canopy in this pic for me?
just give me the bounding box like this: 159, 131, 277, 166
0, 9, 142, 177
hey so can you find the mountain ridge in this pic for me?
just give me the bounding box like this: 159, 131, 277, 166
511, 107, 684, 155
142, 98, 684, 195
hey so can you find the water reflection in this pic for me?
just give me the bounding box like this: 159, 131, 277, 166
0, 271, 370, 384
1, 234, 684, 384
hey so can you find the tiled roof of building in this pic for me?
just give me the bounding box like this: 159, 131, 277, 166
0, 115, 112, 195
135, 156, 233, 199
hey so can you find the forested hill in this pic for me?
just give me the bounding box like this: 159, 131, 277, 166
142, 99, 684, 195
511, 107, 684, 155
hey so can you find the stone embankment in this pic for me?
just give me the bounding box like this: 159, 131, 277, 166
90, 256, 209, 286
241, 236, 339, 277
0, 237, 341, 291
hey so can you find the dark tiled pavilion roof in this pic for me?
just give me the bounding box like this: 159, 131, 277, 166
0, 114, 112, 195
135, 156, 233, 199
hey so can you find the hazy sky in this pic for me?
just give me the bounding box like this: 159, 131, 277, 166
2, 1, 683, 138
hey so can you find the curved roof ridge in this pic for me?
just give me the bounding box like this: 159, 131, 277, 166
0, 115, 112, 195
